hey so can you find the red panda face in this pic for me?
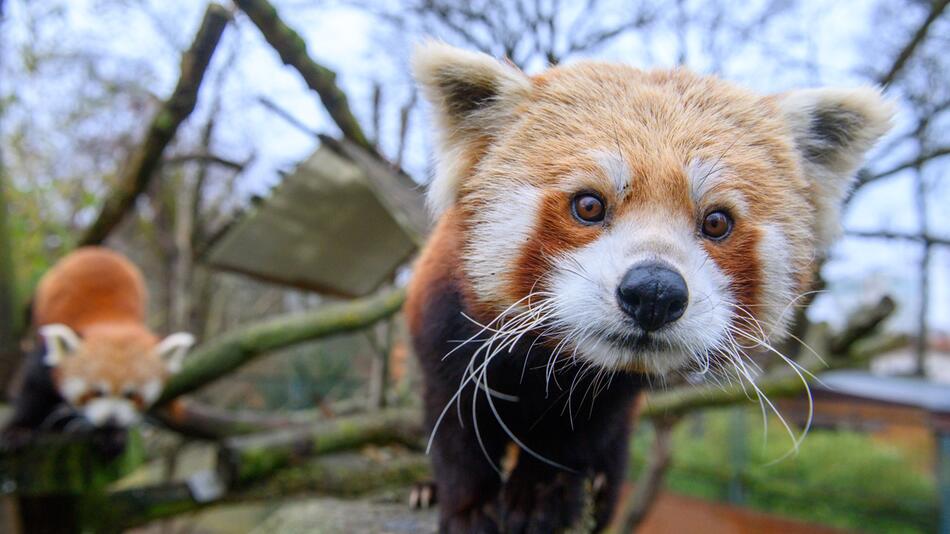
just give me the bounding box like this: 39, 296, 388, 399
39, 323, 194, 427
414, 43, 893, 375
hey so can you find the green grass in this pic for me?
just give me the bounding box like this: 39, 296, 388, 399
630, 408, 938, 533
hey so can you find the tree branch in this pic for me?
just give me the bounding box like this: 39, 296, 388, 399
642, 295, 900, 419
846, 229, 950, 247
78, 4, 230, 246
150, 399, 318, 440
164, 152, 246, 172
155, 286, 406, 404
234, 0, 375, 153
256, 95, 321, 138
100, 410, 425, 530
217, 408, 422, 487
878, 0, 950, 86
611, 417, 676, 533
103, 452, 430, 531
855, 145, 950, 190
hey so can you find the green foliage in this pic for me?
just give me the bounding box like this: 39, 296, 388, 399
0, 429, 145, 496
4, 181, 67, 298
257, 338, 362, 411
630, 408, 938, 533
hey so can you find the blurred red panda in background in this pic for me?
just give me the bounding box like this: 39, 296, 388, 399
3, 247, 193, 446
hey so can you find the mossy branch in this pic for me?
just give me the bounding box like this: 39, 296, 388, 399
156, 287, 406, 404
98, 409, 426, 532
217, 408, 422, 487
234, 0, 375, 153
78, 4, 230, 246
642, 296, 901, 419
104, 452, 430, 532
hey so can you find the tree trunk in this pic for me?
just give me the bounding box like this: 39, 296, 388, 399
171, 173, 196, 332
0, 149, 21, 397
0, 2, 21, 397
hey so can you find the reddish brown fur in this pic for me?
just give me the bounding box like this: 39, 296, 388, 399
406, 209, 470, 332
34, 246, 149, 332
33, 247, 167, 394
451, 64, 814, 321
511, 191, 602, 297
704, 223, 763, 311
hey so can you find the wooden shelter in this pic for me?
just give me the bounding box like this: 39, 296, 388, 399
207, 140, 428, 297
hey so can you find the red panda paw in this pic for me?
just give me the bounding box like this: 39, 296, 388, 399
408, 480, 438, 509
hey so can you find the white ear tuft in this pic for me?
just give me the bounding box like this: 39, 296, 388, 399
155, 332, 195, 374
778, 86, 895, 247
39, 324, 82, 366
412, 40, 531, 215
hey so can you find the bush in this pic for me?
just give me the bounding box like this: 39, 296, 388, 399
630, 408, 938, 533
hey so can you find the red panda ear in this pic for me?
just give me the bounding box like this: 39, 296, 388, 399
777, 87, 895, 247
412, 41, 531, 214
39, 324, 82, 366
155, 332, 195, 374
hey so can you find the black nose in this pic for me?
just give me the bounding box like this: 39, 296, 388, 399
616, 262, 689, 331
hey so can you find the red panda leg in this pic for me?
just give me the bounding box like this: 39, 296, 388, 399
427, 400, 506, 533
500, 458, 587, 533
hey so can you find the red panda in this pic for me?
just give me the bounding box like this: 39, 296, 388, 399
5, 247, 193, 435
405, 42, 893, 532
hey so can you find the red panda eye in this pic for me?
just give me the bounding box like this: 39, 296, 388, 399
701, 211, 733, 240
571, 193, 606, 223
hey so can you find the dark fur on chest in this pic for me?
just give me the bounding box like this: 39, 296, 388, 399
411, 273, 645, 533
1, 346, 127, 458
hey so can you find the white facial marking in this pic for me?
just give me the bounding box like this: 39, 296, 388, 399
39, 324, 82, 366
156, 332, 196, 373
141, 379, 163, 406
466, 184, 542, 303
756, 225, 796, 338
687, 158, 748, 217
82, 397, 140, 427
592, 150, 631, 199
546, 212, 733, 374
60, 377, 88, 403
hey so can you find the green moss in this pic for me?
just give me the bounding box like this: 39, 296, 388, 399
153, 110, 175, 132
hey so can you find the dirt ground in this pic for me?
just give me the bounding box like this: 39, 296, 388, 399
637, 491, 852, 534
